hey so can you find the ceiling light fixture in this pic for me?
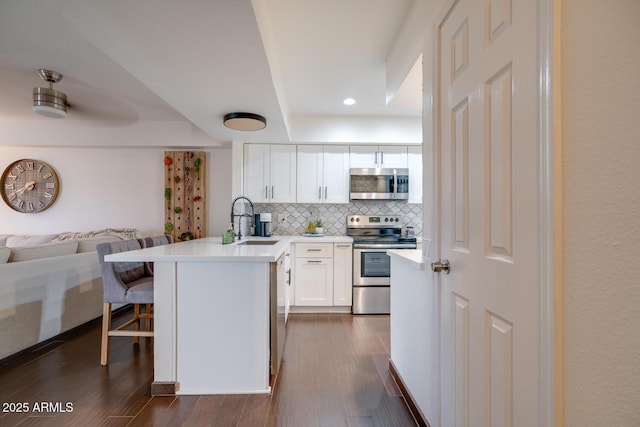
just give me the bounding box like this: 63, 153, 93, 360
32, 69, 68, 118
223, 112, 267, 131
343, 97, 356, 106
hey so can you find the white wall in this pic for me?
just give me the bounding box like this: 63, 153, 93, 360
290, 115, 422, 144
0, 124, 232, 237
562, 1, 640, 425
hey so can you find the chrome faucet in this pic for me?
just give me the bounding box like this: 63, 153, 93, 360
230, 196, 254, 240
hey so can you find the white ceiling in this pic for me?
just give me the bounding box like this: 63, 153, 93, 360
0, 0, 424, 146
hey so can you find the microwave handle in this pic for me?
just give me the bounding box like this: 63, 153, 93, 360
393, 169, 397, 198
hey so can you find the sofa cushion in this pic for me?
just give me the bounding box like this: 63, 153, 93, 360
9, 241, 79, 262
6, 234, 58, 247
0, 247, 10, 264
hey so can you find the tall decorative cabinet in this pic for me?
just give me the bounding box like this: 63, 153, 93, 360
163, 151, 206, 241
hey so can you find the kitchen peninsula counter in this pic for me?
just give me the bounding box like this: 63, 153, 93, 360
104, 235, 351, 396
107, 235, 352, 263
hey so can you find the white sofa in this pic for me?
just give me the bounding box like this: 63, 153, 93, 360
0, 229, 140, 360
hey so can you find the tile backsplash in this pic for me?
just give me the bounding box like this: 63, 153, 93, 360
254, 201, 423, 237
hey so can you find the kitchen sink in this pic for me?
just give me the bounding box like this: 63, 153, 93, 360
236, 240, 279, 246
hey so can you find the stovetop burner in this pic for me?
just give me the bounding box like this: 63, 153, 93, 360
346, 214, 417, 247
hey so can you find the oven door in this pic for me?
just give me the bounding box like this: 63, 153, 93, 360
353, 248, 391, 287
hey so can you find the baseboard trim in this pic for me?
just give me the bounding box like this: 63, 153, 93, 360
151, 381, 177, 396
388, 359, 430, 427
289, 306, 352, 314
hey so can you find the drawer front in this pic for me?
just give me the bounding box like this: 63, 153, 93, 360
295, 242, 333, 258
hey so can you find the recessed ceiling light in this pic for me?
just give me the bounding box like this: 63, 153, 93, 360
343, 98, 356, 106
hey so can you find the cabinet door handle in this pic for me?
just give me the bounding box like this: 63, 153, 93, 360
324, 186, 327, 199
375, 152, 378, 165
306, 248, 322, 252
265, 186, 268, 199
318, 186, 322, 200
271, 185, 275, 199
336, 244, 351, 248
381, 151, 384, 165
307, 260, 322, 263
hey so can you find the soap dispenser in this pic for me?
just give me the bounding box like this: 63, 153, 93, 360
222, 223, 235, 244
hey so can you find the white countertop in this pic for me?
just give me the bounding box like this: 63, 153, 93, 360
104, 235, 353, 263
387, 249, 426, 270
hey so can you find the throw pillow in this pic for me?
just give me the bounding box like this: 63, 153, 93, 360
6, 234, 58, 247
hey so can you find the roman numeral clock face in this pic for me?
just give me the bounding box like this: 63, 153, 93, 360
1, 159, 60, 213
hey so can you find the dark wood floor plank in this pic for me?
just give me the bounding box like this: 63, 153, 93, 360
180, 395, 225, 425
0, 313, 415, 426
237, 394, 271, 427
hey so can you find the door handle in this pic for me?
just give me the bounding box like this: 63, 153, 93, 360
431, 259, 450, 274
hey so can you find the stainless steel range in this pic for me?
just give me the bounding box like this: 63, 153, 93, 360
347, 214, 417, 314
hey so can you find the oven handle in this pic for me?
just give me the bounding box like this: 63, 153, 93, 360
353, 243, 417, 249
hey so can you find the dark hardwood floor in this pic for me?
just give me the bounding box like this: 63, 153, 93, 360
0, 312, 416, 426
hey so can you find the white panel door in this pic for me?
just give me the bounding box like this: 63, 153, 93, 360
435, 0, 541, 426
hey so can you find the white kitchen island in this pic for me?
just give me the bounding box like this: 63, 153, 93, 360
105, 236, 291, 396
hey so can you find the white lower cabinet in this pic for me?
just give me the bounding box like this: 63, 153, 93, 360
294, 257, 333, 306
333, 243, 353, 306
293, 242, 352, 309
294, 243, 333, 306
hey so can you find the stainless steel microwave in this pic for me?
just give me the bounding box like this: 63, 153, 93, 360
349, 168, 409, 200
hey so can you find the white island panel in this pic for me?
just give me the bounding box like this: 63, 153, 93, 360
176, 261, 271, 394
389, 250, 438, 424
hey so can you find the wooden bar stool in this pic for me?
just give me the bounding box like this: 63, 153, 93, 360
96, 239, 154, 366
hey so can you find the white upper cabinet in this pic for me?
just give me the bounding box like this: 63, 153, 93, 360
407, 145, 423, 204
297, 145, 349, 204
244, 144, 270, 202
244, 144, 297, 203
349, 145, 408, 169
